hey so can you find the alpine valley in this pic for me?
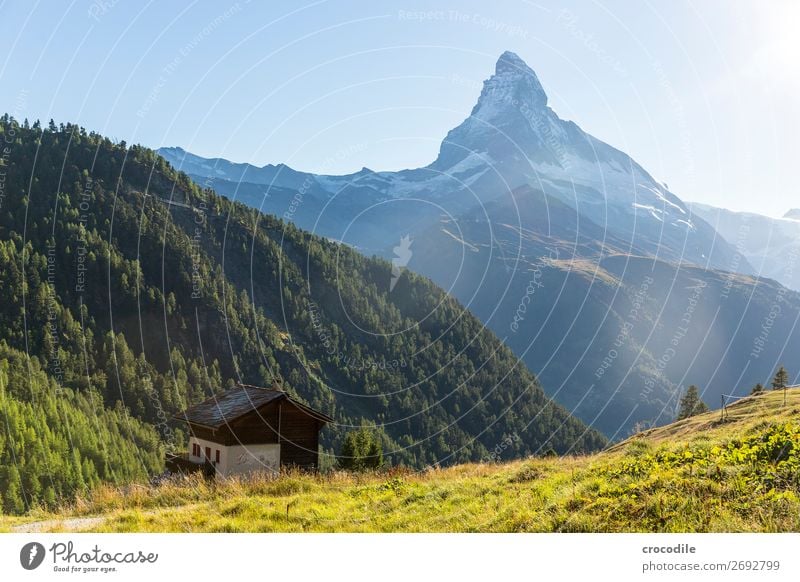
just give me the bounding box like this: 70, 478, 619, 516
160, 52, 800, 438
0, 115, 606, 514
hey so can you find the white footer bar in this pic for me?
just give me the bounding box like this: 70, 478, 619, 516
2, 533, 798, 581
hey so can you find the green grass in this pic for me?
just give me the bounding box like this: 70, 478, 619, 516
3, 389, 799, 533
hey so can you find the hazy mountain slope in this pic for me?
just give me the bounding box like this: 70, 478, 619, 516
157, 53, 800, 437
689, 202, 800, 291
406, 185, 800, 436
181, 173, 800, 438
0, 116, 605, 513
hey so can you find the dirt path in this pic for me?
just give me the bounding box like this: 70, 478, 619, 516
12, 516, 106, 533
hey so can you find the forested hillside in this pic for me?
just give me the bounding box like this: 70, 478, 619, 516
0, 117, 605, 513
0, 343, 161, 514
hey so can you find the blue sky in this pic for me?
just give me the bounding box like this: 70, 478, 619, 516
0, 0, 796, 217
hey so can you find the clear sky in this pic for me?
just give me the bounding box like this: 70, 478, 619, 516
0, 0, 796, 217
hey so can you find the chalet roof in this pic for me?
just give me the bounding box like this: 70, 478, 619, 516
175, 384, 333, 428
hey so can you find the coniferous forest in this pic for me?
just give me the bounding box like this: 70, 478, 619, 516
0, 117, 605, 514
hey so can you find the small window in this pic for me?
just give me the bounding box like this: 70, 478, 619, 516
215, 450, 220, 464
205, 446, 211, 460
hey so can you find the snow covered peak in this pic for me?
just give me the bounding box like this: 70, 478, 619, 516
472, 51, 548, 120
784, 209, 800, 221
429, 52, 558, 170
495, 51, 532, 75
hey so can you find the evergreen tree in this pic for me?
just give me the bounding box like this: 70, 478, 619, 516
0, 345, 162, 514
338, 428, 383, 471
677, 385, 709, 420
751, 383, 765, 395
772, 366, 790, 390
365, 437, 384, 470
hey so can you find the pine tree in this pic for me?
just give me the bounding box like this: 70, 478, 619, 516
365, 437, 383, 470
338, 431, 360, 471
751, 383, 765, 395
338, 428, 383, 471
2, 465, 25, 514
772, 366, 790, 390
677, 385, 709, 420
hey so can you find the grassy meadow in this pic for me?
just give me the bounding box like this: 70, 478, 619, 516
2, 389, 799, 533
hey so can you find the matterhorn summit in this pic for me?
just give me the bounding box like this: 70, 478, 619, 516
474, 51, 549, 119
160, 51, 745, 272
431, 51, 565, 169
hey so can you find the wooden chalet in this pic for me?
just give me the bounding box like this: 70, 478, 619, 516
167, 384, 332, 477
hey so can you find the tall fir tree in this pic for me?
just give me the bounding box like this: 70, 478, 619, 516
677, 385, 709, 420
772, 366, 790, 390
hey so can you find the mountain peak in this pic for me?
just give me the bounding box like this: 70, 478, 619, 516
784, 209, 800, 220
481, 51, 548, 111
495, 51, 529, 74
432, 51, 564, 169
453, 51, 550, 136
430, 51, 554, 169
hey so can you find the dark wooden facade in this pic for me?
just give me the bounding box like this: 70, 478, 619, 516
175, 385, 332, 472
186, 399, 325, 469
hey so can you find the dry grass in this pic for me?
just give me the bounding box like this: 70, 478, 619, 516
2, 389, 798, 533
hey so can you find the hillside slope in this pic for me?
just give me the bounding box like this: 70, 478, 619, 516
0, 116, 604, 513
5, 389, 798, 533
